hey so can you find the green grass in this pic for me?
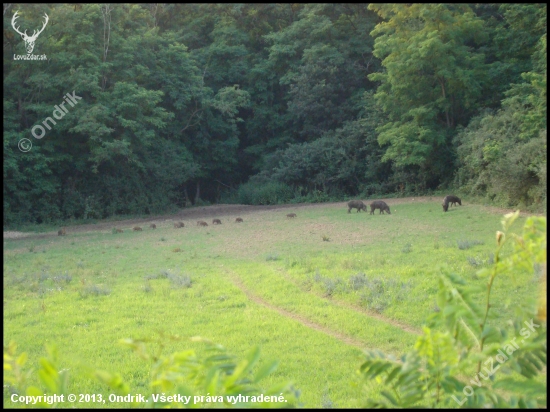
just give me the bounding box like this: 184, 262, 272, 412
3, 199, 544, 407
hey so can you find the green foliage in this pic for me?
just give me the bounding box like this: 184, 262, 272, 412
455, 108, 547, 208
3, 3, 546, 222
454, 4, 546, 209
227, 181, 295, 205
4, 337, 301, 408
456, 239, 484, 250
357, 213, 547, 408
4, 342, 69, 407
367, 4, 488, 189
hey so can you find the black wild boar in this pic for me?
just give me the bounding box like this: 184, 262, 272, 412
444, 195, 462, 207
370, 200, 391, 215
348, 200, 367, 213
212, 219, 222, 225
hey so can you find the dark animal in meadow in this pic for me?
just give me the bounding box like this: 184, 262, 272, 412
174, 222, 184, 228
198, 221, 208, 227
445, 195, 462, 207
286, 213, 297, 218
149, 223, 156, 229
347, 200, 367, 213
370, 200, 391, 215
235, 217, 243, 223
133, 226, 142, 231
212, 219, 222, 225
115, 228, 123, 233
57, 228, 66, 236
442, 195, 461, 212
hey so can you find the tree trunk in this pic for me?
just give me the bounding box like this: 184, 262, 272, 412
438, 77, 451, 128
194, 180, 201, 204
183, 183, 191, 207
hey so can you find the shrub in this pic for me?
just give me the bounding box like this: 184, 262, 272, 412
358, 212, 547, 408
3, 337, 301, 408
349, 273, 369, 290
79, 284, 111, 298
466, 255, 484, 267
457, 239, 484, 250
358, 276, 411, 314
265, 252, 280, 261
168, 273, 192, 288
312, 271, 346, 297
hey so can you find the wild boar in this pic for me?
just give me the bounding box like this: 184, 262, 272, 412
370, 200, 391, 215
444, 195, 462, 207
348, 200, 367, 213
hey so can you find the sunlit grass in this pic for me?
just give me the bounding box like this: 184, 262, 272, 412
3, 200, 541, 407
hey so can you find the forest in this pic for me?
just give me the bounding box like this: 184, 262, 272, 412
3, 3, 547, 226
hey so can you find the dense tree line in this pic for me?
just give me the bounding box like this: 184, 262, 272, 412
3, 4, 546, 226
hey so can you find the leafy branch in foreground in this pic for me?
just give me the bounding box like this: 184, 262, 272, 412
4, 335, 300, 408
358, 212, 547, 408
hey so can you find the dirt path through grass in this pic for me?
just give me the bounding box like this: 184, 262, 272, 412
228, 271, 369, 350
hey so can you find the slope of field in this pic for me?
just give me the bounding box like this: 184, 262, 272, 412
3, 197, 543, 407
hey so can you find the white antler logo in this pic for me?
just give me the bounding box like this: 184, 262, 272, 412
11, 11, 49, 54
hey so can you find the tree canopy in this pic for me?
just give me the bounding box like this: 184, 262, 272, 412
3, 3, 546, 226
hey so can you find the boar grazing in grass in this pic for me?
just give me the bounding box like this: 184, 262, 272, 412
174, 222, 184, 228
149, 223, 156, 229
444, 195, 462, 207
133, 226, 143, 231
198, 221, 208, 227
286, 213, 297, 218
115, 228, 123, 233
57, 228, 66, 236
348, 200, 367, 213
212, 219, 222, 225
442, 201, 449, 212
370, 200, 391, 215
235, 217, 243, 223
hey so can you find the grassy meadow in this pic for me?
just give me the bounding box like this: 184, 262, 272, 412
3, 198, 543, 408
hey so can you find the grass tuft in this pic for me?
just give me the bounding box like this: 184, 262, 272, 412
457, 239, 484, 250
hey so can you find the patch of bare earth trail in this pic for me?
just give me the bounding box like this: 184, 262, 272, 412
227, 272, 368, 350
